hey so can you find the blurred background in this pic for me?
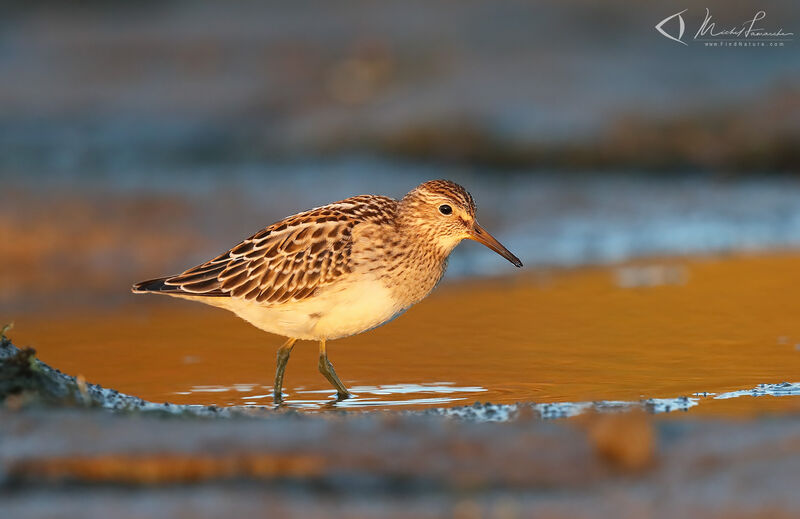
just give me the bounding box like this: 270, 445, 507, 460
2, 0, 799, 312
3, 4, 800, 516
1, 1, 800, 411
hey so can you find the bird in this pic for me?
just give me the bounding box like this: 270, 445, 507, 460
132, 179, 522, 403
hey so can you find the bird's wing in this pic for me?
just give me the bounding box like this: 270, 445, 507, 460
151, 195, 396, 305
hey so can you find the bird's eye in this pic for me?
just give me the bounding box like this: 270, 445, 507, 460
439, 204, 452, 215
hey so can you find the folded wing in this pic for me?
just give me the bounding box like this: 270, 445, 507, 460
136, 207, 367, 305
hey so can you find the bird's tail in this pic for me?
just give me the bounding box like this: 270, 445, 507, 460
131, 277, 170, 294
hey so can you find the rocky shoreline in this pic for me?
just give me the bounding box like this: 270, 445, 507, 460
2, 334, 800, 517
0, 336, 705, 420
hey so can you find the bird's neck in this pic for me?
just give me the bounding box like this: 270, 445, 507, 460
379, 223, 451, 307
396, 220, 454, 266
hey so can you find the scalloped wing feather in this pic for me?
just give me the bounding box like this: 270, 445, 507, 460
158, 195, 396, 305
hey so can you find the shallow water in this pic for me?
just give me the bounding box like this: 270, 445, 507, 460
11, 253, 800, 417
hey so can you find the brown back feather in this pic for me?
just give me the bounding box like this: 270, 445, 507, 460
148, 195, 396, 304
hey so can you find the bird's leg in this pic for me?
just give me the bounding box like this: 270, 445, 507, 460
273, 337, 297, 403
318, 339, 351, 399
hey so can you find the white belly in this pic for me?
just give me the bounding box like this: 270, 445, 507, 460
187, 277, 408, 341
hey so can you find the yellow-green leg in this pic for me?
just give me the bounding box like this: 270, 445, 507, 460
273, 337, 297, 403
318, 339, 351, 399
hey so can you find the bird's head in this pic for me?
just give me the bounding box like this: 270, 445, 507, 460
399, 179, 522, 267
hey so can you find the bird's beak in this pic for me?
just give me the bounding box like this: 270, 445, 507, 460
468, 222, 523, 268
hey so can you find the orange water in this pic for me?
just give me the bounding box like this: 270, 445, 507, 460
9, 253, 800, 416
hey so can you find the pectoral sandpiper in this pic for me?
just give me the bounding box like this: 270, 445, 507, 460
133, 180, 522, 402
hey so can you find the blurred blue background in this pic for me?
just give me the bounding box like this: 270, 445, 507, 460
1, 0, 799, 311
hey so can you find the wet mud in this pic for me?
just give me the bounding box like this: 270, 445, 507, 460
3, 313, 800, 517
